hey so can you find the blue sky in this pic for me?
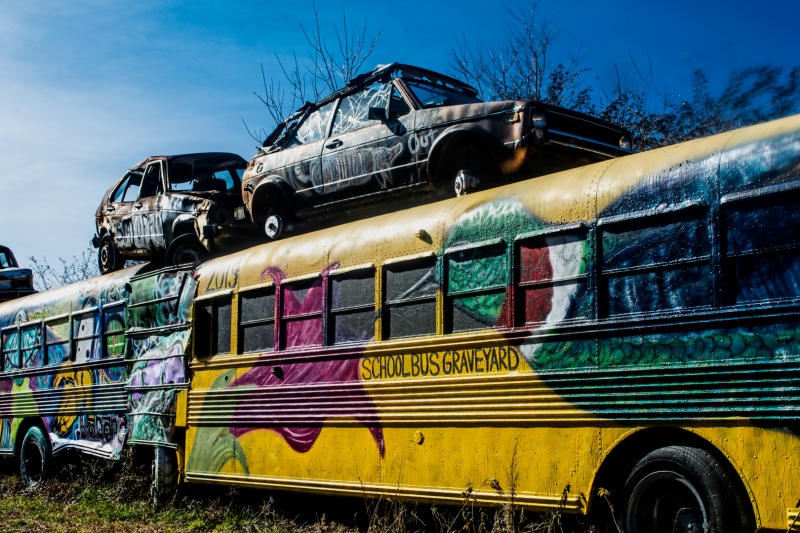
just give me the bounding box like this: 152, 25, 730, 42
1, 0, 797, 269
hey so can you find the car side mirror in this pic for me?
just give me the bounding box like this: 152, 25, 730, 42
368, 106, 389, 121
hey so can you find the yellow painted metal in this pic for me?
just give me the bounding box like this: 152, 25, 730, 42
184, 114, 800, 530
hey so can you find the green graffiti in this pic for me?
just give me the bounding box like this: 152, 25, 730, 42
523, 325, 800, 371
186, 370, 249, 475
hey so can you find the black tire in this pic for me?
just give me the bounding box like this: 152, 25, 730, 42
19, 426, 51, 488
151, 446, 178, 508
438, 141, 494, 197
165, 234, 206, 266
622, 445, 754, 533
97, 235, 122, 274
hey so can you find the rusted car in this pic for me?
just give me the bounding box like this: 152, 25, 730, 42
93, 152, 254, 274
0, 245, 35, 302
242, 63, 633, 238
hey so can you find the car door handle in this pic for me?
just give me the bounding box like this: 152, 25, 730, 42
134, 203, 143, 209
106, 206, 115, 212
326, 139, 343, 149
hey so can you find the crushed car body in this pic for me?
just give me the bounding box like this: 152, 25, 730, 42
242, 63, 633, 238
0, 245, 35, 302
93, 152, 257, 273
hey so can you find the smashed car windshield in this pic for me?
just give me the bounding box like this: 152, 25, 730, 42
404, 80, 482, 108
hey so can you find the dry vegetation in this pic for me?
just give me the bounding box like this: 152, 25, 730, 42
0, 452, 598, 533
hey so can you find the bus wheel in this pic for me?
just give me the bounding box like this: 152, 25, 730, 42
19, 426, 50, 488
151, 447, 178, 508
622, 445, 753, 533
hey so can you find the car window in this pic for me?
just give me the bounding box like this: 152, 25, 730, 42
139, 162, 163, 198
331, 82, 392, 136
390, 86, 411, 119
111, 172, 142, 203
404, 80, 482, 108
168, 159, 244, 193
285, 102, 334, 147
0, 252, 12, 268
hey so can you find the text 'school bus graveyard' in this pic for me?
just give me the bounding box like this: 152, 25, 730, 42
2, 115, 800, 531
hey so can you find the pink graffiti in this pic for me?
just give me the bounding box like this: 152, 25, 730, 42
230, 264, 385, 456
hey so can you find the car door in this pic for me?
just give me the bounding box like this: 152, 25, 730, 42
130, 160, 166, 252
105, 171, 141, 253
319, 81, 416, 202
265, 103, 335, 205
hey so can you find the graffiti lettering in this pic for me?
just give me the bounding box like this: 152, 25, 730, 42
361, 347, 521, 381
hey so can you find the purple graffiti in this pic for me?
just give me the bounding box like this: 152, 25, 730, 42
229, 264, 385, 456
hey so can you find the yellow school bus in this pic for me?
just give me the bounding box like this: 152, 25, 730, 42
181, 115, 800, 532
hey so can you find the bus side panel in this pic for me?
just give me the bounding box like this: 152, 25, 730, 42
126, 269, 194, 447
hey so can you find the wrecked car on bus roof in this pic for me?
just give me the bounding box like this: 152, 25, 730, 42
0, 245, 35, 302
241, 62, 633, 239
93, 152, 257, 274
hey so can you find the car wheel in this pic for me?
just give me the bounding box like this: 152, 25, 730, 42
97, 235, 122, 274
19, 426, 50, 488
440, 141, 493, 197
264, 213, 284, 240
622, 446, 754, 533
165, 234, 206, 266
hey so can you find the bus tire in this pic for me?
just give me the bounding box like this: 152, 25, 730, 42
622, 445, 754, 533
19, 425, 51, 488
151, 446, 178, 508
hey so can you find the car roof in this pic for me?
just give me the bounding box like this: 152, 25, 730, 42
313, 63, 479, 109
130, 152, 247, 172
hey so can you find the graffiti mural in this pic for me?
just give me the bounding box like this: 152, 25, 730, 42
126, 268, 193, 446
0, 268, 136, 458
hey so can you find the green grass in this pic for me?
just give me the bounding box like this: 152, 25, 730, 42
0, 455, 597, 533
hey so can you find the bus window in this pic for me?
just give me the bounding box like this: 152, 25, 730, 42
383, 257, 437, 339
73, 310, 101, 362
281, 278, 323, 349
44, 316, 71, 365
328, 268, 375, 345
20, 323, 43, 368
103, 305, 126, 358
600, 209, 712, 316
517, 229, 590, 325
724, 192, 800, 304
1, 328, 20, 371
239, 288, 275, 353
445, 242, 507, 333
195, 296, 232, 356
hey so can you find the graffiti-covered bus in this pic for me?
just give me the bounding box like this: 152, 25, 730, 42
2, 115, 800, 531
184, 114, 800, 532
0, 265, 194, 495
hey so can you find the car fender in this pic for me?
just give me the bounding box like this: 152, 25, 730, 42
250, 176, 295, 220
426, 124, 505, 180
172, 213, 199, 238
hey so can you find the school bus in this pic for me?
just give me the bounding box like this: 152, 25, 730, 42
183, 114, 800, 532
0, 265, 195, 496
2, 115, 800, 531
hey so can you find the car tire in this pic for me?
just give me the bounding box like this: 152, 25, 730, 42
19, 425, 51, 488
165, 234, 206, 267
621, 445, 754, 533
98, 235, 122, 274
